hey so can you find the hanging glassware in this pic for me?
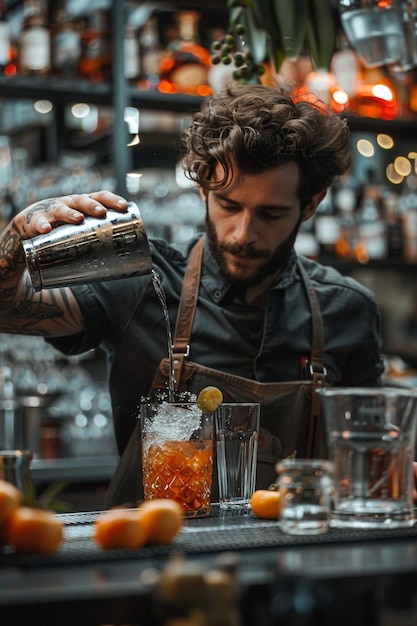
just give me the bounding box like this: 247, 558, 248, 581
339, 1, 417, 71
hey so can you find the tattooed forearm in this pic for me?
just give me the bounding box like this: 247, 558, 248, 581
0, 220, 25, 277
0, 271, 83, 336
0, 220, 28, 317
0, 207, 84, 336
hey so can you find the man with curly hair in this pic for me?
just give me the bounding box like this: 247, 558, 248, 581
0, 84, 384, 505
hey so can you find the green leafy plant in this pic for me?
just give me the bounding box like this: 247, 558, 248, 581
24, 479, 72, 513
212, 0, 336, 83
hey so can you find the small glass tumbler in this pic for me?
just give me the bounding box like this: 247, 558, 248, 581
215, 403, 260, 511
277, 459, 334, 535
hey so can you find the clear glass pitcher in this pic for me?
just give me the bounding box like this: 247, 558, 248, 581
317, 387, 417, 528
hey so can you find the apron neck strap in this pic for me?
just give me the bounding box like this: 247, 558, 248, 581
296, 260, 326, 376
171, 237, 204, 381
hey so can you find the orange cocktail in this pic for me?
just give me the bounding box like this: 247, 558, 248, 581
141, 402, 214, 517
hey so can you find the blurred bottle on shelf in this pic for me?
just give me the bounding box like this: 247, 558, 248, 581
79, 8, 111, 82
0, 361, 17, 451
399, 174, 417, 263
331, 34, 359, 102
357, 169, 387, 261
158, 11, 212, 96
137, 17, 161, 91
51, 0, 82, 78
314, 189, 341, 261
333, 174, 363, 260
295, 215, 319, 260
0, 2, 11, 76
383, 190, 403, 261
124, 25, 140, 83
19, 0, 50, 76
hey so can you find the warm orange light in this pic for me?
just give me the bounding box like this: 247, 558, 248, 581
158, 80, 178, 94
356, 243, 369, 264
353, 82, 398, 120
4, 64, 16, 76
331, 89, 350, 113
333, 90, 349, 105
197, 85, 212, 97
372, 83, 394, 101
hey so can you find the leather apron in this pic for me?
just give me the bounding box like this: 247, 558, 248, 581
106, 237, 328, 507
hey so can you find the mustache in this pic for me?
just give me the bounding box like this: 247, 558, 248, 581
218, 242, 269, 259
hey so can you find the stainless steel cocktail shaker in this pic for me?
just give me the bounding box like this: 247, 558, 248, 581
22, 201, 152, 291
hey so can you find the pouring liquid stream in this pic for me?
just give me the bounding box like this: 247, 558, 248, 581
151, 269, 175, 402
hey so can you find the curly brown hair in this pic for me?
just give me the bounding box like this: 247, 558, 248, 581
180, 83, 352, 205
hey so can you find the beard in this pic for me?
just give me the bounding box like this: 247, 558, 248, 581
205, 212, 302, 288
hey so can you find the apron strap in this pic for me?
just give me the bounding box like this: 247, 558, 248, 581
296, 260, 326, 375
296, 260, 327, 456
171, 237, 204, 389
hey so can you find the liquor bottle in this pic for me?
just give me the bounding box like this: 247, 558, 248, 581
137, 17, 161, 90
19, 0, 50, 76
314, 189, 341, 262
399, 177, 417, 263
51, 1, 82, 78
357, 169, 387, 262
331, 35, 359, 101
124, 25, 140, 83
383, 190, 402, 261
0, 2, 11, 75
333, 174, 363, 260
158, 11, 212, 97
79, 9, 112, 82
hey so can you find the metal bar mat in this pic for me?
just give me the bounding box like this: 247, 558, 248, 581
2, 510, 417, 569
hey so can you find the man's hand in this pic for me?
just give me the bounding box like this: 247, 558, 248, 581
13, 191, 128, 240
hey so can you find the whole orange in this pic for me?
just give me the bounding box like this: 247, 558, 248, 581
94, 508, 147, 550
250, 489, 281, 520
138, 499, 183, 545
6, 506, 64, 554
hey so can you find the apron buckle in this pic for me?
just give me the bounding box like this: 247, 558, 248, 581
309, 363, 327, 378
172, 344, 190, 357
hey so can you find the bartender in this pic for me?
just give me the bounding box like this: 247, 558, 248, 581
0, 83, 387, 506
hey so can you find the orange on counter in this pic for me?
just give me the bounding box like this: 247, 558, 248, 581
250, 489, 281, 520
138, 499, 183, 545
94, 508, 147, 550
93, 499, 184, 550
6, 506, 64, 554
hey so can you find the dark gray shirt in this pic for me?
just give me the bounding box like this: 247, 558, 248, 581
49, 236, 385, 456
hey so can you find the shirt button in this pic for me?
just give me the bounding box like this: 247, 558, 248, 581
213, 289, 222, 299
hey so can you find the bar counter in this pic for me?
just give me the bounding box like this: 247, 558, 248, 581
1, 506, 417, 626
